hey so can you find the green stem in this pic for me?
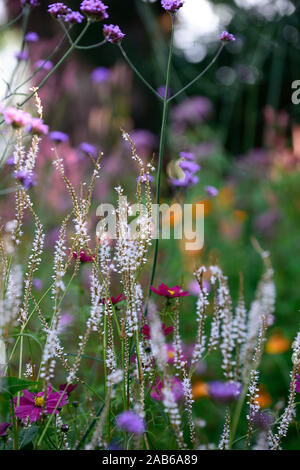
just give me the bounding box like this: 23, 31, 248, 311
147, 14, 175, 296
17, 22, 90, 108
119, 44, 163, 101
168, 44, 224, 102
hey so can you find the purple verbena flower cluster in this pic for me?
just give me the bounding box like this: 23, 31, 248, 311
80, 0, 109, 21
14, 170, 37, 190
219, 31, 236, 43
64, 11, 85, 24
161, 0, 184, 13
103, 24, 125, 44
48, 3, 70, 18
21, 0, 40, 7
170, 152, 200, 188
116, 411, 145, 434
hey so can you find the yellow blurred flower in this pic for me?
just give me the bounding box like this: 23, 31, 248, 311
266, 332, 291, 354
192, 381, 209, 400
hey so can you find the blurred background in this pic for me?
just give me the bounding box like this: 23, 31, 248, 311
1, 0, 300, 448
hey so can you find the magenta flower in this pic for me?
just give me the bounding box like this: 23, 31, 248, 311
80, 0, 109, 21
150, 376, 184, 401
150, 283, 190, 298
103, 24, 125, 44
295, 375, 300, 393
3, 107, 31, 128
0, 422, 10, 437
72, 250, 95, 263
64, 11, 85, 24
27, 117, 49, 136
116, 411, 145, 434
142, 323, 173, 340
14, 387, 68, 424
59, 383, 77, 395
219, 31, 236, 43
161, 0, 184, 13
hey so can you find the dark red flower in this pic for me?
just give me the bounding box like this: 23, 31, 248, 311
72, 250, 95, 263
142, 323, 173, 340
150, 283, 190, 298
101, 294, 126, 305
59, 383, 78, 395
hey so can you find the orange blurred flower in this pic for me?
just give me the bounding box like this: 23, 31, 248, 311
192, 381, 209, 400
217, 186, 235, 209
266, 332, 291, 354
256, 386, 272, 409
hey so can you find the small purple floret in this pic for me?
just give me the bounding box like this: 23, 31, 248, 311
219, 31, 236, 43
103, 24, 125, 44
24, 31, 39, 43
161, 0, 184, 13
116, 411, 145, 434
48, 3, 70, 18
49, 130, 69, 143
80, 0, 109, 21
64, 11, 85, 24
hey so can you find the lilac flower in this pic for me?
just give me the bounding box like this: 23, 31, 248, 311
209, 381, 241, 404
64, 11, 85, 24
136, 174, 154, 183
161, 0, 184, 13
58, 312, 74, 333
80, 0, 109, 21
0, 422, 10, 437
78, 142, 97, 156
91, 66, 111, 83
21, 0, 40, 7
205, 185, 219, 197
219, 31, 236, 43
48, 3, 70, 18
14, 170, 37, 190
14, 51, 29, 61
33, 278, 43, 291
157, 85, 172, 99
6, 156, 15, 166
103, 24, 125, 44
170, 173, 199, 188
24, 31, 39, 43
49, 130, 69, 143
179, 151, 195, 161
171, 96, 212, 128
253, 410, 275, 430
116, 411, 145, 434
35, 60, 53, 71
179, 160, 201, 173
129, 129, 158, 155
3, 107, 31, 128
27, 117, 49, 136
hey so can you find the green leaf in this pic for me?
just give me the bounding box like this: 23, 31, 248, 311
18, 426, 39, 449
0, 377, 39, 397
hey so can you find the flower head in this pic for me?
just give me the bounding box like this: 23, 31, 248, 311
142, 323, 173, 340
14, 387, 68, 423
27, 117, 49, 136
3, 107, 31, 128
72, 250, 94, 263
161, 0, 184, 13
101, 294, 126, 305
35, 60, 53, 71
59, 383, 78, 395
0, 422, 10, 437
80, 0, 109, 21
14, 170, 37, 190
48, 3, 70, 18
150, 283, 190, 298
150, 376, 184, 401
103, 24, 125, 44
209, 381, 241, 404
169, 151, 200, 188
24, 31, 39, 43
78, 142, 97, 156
21, 0, 40, 7
14, 51, 29, 61
91, 66, 111, 83
116, 411, 145, 434
219, 31, 236, 43
64, 11, 85, 24
205, 185, 219, 197
49, 130, 69, 143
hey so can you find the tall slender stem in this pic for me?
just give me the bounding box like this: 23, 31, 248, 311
17, 22, 90, 108
147, 14, 175, 295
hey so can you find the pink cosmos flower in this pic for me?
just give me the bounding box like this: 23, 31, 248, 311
150, 376, 184, 401
150, 283, 190, 298
14, 387, 68, 423
142, 323, 173, 340
3, 107, 31, 128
